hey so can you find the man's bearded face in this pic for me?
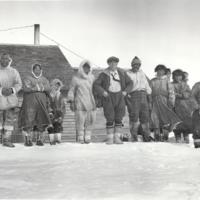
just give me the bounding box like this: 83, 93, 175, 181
0, 55, 11, 68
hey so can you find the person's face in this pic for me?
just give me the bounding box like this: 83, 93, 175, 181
157, 69, 165, 77
54, 83, 60, 91
108, 61, 118, 70
184, 73, 188, 81
197, 94, 200, 104
167, 72, 171, 79
131, 63, 141, 72
175, 75, 182, 83
33, 66, 42, 77
83, 66, 90, 74
0, 55, 11, 68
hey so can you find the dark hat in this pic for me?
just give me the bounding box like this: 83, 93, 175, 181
131, 56, 141, 65
154, 64, 167, 72
107, 56, 119, 64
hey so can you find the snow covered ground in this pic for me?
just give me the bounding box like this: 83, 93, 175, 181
1, 134, 200, 200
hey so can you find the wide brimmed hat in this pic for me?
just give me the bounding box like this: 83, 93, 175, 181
107, 56, 119, 64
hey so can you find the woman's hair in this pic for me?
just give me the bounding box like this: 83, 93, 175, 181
32, 63, 42, 71
172, 69, 184, 82
154, 64, 167, 72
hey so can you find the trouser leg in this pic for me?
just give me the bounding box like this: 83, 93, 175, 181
114, 123, 123, 144
84, 111, 96, 144
162, 128, 169, 142
23, 129, 33, 146
75, 111, 87, 144
106, 125, 114, 145
154, 128, 161, 142
130, 121, 139, 142
3, 130, 15, 148
141, 123, 151, 142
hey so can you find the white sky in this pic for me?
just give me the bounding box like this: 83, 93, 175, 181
0, 0, 200, 86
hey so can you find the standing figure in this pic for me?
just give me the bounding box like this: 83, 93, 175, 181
48, 79, 66, 145
18, 64, 51, 146
93, 56, 133, 144
150, 65, 180, 141
0, 53, 22, 147
67, 60, 96, 144
172, 70, 197, 143
126, 56, 152, 142
191, 91, 200, 148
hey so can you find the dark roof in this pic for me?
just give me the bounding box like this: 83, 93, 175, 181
0, 44, 75, 91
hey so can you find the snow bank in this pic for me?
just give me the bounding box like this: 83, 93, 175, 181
0, 135, 200, 200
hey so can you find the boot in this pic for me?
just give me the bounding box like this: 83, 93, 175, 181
114, 126, 123, 144
36, 132, 44, 146
130, 122, 139, 142
23, 131, 33, 147
162, 129, 169, 142
154, 129, 161, 142
78, 131, 84, 144
194, 139, 200, 148
49, 134, 56, 145
106, 128, 114, 145
184, 135, 190, 144
3, 131, 15, 148
55, 133, 62, 144
141, 123, 151, 142
173, 129, 182, 143
84, 130, 91, 144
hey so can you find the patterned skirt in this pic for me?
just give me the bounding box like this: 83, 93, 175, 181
151, 95, 181, 130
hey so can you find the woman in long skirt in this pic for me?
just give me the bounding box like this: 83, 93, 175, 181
150, 65, 181, 141
18, 63, 51, 146
172, 69, 197, 143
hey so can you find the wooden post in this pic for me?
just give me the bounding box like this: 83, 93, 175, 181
34, 24, 40, 45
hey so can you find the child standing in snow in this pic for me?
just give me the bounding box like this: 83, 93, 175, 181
47, 79, 66, 145
67, 60, 96, 144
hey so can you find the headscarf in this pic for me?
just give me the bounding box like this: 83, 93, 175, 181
50, 78, 63, 99
77, 60, 94, 84
32, 63, 43, 79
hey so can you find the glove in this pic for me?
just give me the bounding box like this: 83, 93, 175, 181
2, 88, 13, 96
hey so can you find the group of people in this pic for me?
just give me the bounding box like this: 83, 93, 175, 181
67, 56, 200, 148
1, 53, 200, 149
0, 53, 65, 147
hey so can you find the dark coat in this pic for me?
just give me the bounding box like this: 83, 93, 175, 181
93, 68, 132, 95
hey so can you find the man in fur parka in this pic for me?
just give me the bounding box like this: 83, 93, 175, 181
93, 56, 133, 144
0, 53, 22, 147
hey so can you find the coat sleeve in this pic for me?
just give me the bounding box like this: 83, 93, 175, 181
168, 81, 175, 106
61, 97, 66, 118
191, 83, 200, 102
12, 69, 22, 94
67, 77, 77, 102
182, 84, 191, 99
42, 77, 51, 92
93, 73, 106, 96
123, 72, 133, 93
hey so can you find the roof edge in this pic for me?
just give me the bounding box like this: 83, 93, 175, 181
0, 43, 58, 47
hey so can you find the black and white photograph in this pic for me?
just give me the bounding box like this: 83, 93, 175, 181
1, 0, 200, 199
